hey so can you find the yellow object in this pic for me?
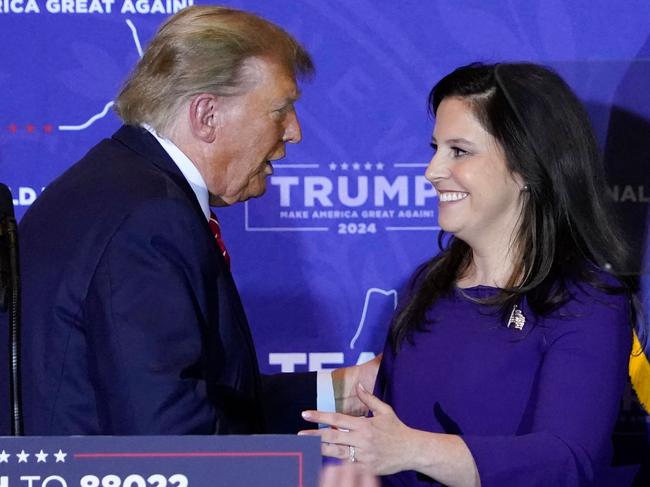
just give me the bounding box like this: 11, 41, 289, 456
630, 330, 650, 413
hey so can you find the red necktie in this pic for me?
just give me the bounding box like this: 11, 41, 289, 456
209, 210, 231, 270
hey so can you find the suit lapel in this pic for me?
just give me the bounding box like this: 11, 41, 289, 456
113, 125, 264, 424
112, 125, 206, 222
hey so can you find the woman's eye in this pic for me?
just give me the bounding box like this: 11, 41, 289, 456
451, 147, 467, 157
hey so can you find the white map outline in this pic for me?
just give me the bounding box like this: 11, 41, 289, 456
126, 19, 144, 58
58, 19, 142, 132
58, 101, 115, 132
349, 287, 397, 350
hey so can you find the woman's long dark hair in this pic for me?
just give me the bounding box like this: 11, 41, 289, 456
391, 62, 637, 350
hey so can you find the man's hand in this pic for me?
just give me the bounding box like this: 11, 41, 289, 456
319, 463, 378, 487
331, 354, 381, 415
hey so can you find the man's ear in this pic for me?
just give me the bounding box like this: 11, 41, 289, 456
188, 93, 219, 143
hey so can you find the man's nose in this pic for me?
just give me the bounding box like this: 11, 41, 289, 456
283, 110, 302, 144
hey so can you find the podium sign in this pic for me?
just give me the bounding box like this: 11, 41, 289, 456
0, 435, 320, 487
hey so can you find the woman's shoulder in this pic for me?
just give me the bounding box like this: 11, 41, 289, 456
564, 268, 630, 308
541, 268, 632, 340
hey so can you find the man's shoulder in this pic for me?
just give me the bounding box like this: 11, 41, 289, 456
34, 128, 185, 208
19, 126, 200, 253
73, 126, 174, 186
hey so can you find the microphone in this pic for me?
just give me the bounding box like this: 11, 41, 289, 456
0, 183, 16, 311
0, 183, 23, 435
0, 184, 17, 311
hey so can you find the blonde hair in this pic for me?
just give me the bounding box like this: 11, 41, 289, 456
114, 5, 314, 135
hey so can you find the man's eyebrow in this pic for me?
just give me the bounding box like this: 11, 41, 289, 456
275, 93, 300, 110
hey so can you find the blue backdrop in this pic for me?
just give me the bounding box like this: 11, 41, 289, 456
1, 0, 648, 479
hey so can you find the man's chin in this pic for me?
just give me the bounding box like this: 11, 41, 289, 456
209, 194, 230, 207
238, 185, 268, 203
248, 188, 268, 201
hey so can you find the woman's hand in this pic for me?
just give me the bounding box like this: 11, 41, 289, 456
300, 382, 420, 475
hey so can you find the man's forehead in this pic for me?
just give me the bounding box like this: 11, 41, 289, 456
241, 57, 297, 90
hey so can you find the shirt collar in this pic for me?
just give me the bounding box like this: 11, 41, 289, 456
143, 124, 210, 221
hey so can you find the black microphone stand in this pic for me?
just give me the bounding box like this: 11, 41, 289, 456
0, 183, 23, 436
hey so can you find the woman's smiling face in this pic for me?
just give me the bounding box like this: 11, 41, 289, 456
425, 96, 525, 248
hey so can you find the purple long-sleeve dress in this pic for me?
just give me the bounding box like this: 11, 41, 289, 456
376, 282, 631, 486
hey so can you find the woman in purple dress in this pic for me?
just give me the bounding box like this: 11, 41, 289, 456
300, 63, 637, 486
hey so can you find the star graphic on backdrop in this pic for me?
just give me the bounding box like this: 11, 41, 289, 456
54, 449, 67, 463
328, 162, 337, 171
364, 162, 373, 170
17, 450, 29, 463
0, 450, 10, 463
352, 162, 361, 170
376, 162, 384, 170
340, 162, 349, 170
35, 450, 48, 463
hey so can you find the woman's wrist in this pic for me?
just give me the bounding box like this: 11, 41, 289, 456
408, 431, 480, 487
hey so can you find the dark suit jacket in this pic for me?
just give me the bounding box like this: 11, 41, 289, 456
19, 125, 314, 435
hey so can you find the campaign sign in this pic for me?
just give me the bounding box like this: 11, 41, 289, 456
246, 161, 438, 234
0, 435, 320, 487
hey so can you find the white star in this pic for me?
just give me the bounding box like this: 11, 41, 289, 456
376, 162, 385, 170
352, 162, 361, 170
0, 450, 10, 463
364, 162, 373, 170
340, 162, 349, 170
17, 450, 29, 463
328, 162, 337, 170
54, 449, 67, 463
35, 450, 48, 463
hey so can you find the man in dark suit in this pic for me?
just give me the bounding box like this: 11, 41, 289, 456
19, 5, 376, 436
